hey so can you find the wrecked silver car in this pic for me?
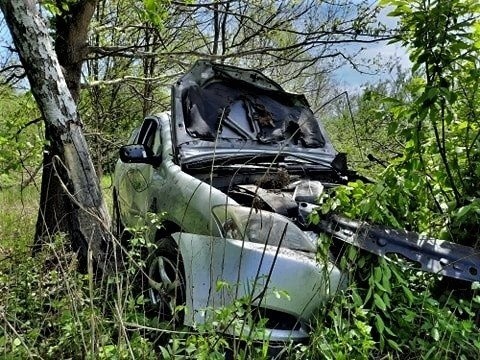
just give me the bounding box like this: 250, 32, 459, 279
113, 60, 480, 342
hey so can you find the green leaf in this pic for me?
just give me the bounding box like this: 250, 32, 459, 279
387, 339, 401, 351
160, 346, 171, 359
374, 280, 388, 292
374, 293, 387, 311
455, 205, 472, 219
402, 285, 415, 304
374, 266, 383, 283
375, 314, 385, 334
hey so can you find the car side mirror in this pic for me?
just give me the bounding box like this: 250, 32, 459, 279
119, 144, 162, 166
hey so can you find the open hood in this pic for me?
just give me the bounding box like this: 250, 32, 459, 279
171, 60, 339, 168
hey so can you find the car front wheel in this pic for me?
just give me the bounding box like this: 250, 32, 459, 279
145, 237, 186, 325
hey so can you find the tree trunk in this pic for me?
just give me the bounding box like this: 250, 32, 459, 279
0, 0, 111, 266
55, 0, 97, 103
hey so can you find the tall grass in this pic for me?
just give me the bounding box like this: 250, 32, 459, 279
0, 175, 113, 261
0, 185, 39, 258
0, 180, 159, 358
1, 179, 479, 359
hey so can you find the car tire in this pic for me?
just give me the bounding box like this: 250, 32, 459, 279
143, 237, 186, 325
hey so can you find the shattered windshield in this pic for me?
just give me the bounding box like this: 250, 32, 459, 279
182, 81, 325, 147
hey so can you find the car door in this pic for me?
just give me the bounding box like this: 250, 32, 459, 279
123, 117, 161, 222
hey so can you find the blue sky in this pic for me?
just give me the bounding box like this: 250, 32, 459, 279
333, 41, 411, 92
332, 5, 412, 92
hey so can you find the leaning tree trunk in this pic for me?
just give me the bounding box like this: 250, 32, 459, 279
0, 0, 110, 266
33, 0, 100, 260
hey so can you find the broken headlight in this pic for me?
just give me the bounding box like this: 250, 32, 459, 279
212, 205, 316, 253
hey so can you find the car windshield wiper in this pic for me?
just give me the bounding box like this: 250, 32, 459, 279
183, 153, 287, 170
183, 152, 335, 171
283, 153, 334, 167
215, 153, 285, 166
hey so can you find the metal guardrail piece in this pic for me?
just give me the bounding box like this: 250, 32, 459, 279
318, 215, 480, 283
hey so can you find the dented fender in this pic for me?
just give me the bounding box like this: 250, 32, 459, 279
171, 232, 346, 337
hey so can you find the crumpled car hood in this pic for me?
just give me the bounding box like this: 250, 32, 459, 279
171, 60, 338, 168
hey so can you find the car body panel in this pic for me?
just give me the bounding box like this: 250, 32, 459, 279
115, 113, 238, 236
173, 232, 345, 341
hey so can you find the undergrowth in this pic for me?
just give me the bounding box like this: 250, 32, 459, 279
309, 252, 480, 359
1, 183, 480, 359
0, 185, 38, 258
0, 236, 157, 359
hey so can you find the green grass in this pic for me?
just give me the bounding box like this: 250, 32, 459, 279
0, 175, 114, 262
101, 174, 114, 212
0, 185, 39, 258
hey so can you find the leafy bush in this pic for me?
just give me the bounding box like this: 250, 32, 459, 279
0, 237, 157, 359
0, 87, 42, 188
311, 2, 480, 356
